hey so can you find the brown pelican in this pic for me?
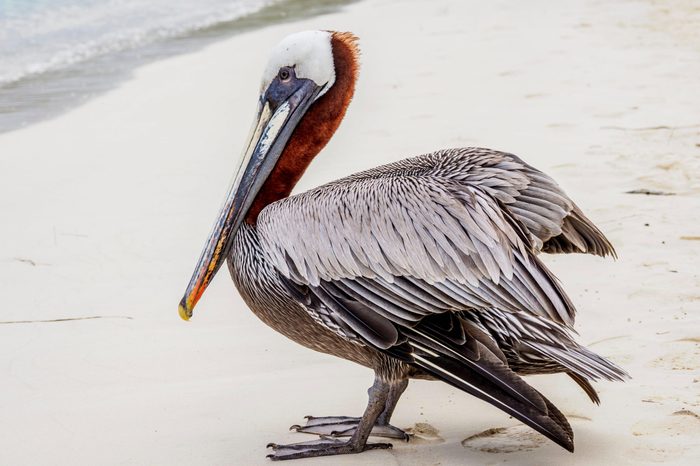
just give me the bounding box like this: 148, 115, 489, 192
179, 30, 627, 460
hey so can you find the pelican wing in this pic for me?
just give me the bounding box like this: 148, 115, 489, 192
258, 147, 617, 326
257, 147, 626, 370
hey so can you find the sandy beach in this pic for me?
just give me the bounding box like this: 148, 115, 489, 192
1, 0, 699, 464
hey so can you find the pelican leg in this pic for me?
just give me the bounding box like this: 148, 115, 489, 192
267, 376, 395, 460
378, 377, 408, 426
289, 378, 409, 440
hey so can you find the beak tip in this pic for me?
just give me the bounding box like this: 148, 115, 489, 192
178, 303, 192, 321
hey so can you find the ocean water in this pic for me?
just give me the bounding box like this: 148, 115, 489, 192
0, 0, 352, 132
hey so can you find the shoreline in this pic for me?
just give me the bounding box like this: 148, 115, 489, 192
1, 0, 699, 465
0, 0, 356, 134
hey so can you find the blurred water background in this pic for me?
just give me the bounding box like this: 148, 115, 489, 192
0, 0, 351, 132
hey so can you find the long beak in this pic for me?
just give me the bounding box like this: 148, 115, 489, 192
178, 80, 321, 320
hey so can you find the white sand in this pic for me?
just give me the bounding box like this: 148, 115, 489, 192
1, 0, 699, 464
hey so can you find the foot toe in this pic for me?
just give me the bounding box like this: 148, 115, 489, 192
290, 414, 409, 440
266, 438, 392, 460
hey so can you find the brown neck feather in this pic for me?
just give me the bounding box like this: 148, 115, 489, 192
245, 32, 359, 224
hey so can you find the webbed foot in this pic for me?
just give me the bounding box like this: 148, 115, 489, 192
290, 415, 410, 440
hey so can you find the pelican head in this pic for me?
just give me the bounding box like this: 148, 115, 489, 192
179, 30, 359, 320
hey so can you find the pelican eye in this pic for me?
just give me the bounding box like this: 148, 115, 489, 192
278, 68, 291, 81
